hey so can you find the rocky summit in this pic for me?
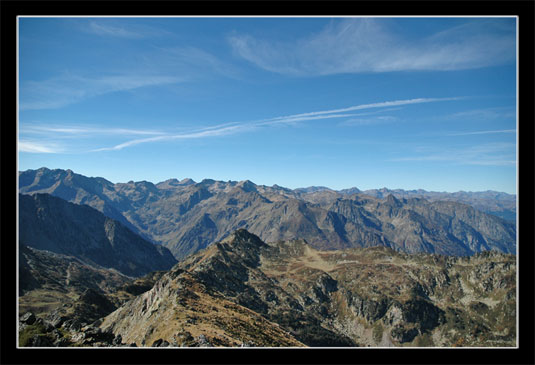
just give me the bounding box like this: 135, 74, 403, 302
98, 230, 515, 348
19, 168, 516, 260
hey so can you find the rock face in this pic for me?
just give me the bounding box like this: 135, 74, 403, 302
19, 168, 516, 260
19, 193, 177, 277
100, 230, 516, 348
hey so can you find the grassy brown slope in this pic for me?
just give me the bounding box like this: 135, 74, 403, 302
100, 270, 305, 347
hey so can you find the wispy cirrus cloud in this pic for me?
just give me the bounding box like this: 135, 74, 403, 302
91, 114, 361, 152
445, 107, 516, 121
153, 46, 240, 79
91, 114, 365, 152
340, 115, 398, 126
91, 124, 250, 152
84, 19, 171, 39
390, 142, 516, 166
446, 129, 516, 136
258, 97, 459, 124
19, 96, 458, 153
90, 96, 457, 151
229, 18, 516, 76
18, 140, 63, 154
20, 45, 238, 111
88, 21, 142, 38
22, 125, 166, 136
20, 74, 182, 110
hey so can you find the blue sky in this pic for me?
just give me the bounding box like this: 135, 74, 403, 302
18, 17, 517, 193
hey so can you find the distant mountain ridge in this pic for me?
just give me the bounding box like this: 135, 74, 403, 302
356, 188, 516, 222
19, 167, 516, 260
295, 186, 515, 222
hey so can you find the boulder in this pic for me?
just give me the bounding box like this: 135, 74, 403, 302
20, 312, 36, 325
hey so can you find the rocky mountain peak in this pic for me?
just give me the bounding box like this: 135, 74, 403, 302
199, 179, 216, 186
236, 180, 258, 193
339, 187, 361, 195
157, 178, 197, 188
135, 181, 158, 191
386, 194, 402, 207
179, 178, 196, 186
295, 186, 332, 194
221, 229, 266, 249
155, 178, 179, 189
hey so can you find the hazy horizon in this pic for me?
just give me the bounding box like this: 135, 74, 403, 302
18, 17, 517, 194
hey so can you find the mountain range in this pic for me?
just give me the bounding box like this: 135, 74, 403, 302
19, 167, 516, 260
298, 185, 516, 222
17, 169, 517, 347
340, 187, 516, 222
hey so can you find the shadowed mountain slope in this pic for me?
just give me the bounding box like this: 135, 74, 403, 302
19, 193, 177, 277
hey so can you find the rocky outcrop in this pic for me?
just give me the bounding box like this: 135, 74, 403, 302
348, 294, 389, 322
19, 312, 127, 347
382, 299, 445, 342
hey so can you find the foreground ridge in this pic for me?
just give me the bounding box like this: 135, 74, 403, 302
95, 230, 515, 347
